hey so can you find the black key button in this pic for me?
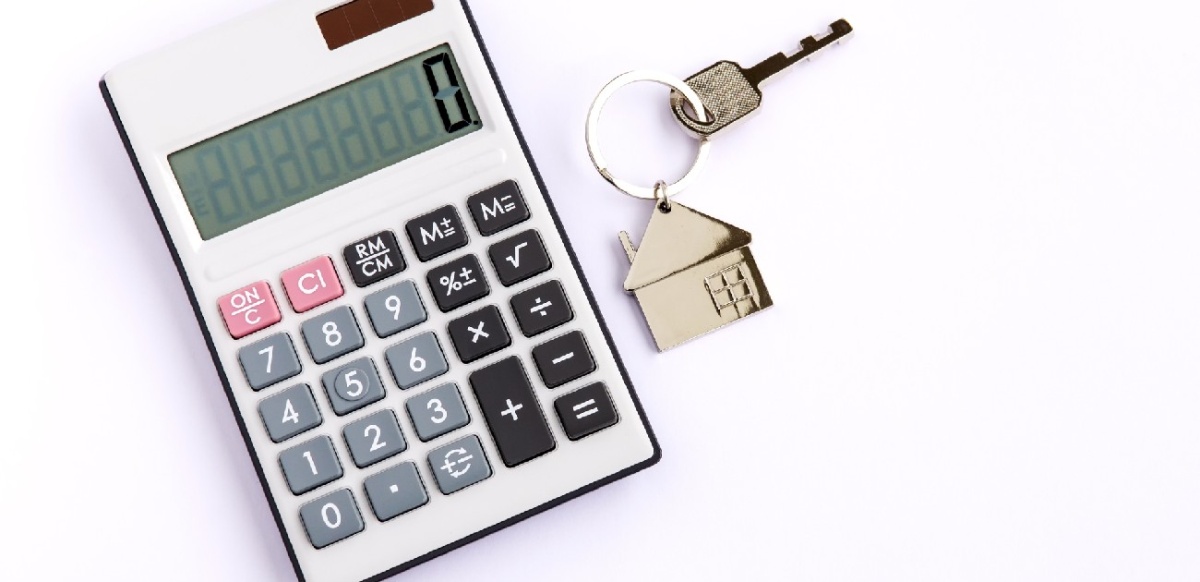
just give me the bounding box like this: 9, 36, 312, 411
406, 205, 469, 262
511, 280, 573, 337
467, 180, 530, 236
488, 229, 551, 287
343, 230, 405, 287
554, 383, 619, 441
531, 331, 596, 388
427, 255, 490, 312
448, 305, 511, 363
469, 357, 556, 467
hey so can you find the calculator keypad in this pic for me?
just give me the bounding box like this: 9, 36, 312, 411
320, 358, 386, 416
488, 229, 552, 287
364, 281, 426, 338
282, 257, 344, 313
220, 180, 630, 551
448, 305, 512, 363
280, 436, 344, 495
301, 306, 365, 364
238, 333, 302, 390
426, 255, 489, 312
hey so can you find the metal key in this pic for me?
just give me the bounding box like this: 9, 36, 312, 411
670, 19, 853, 137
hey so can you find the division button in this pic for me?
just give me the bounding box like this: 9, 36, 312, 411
427, 435, 493, 495
469, 357, 556, 467
406, 205, 469, 262
554, 383, 620, 441
426, 254, 490, 312
299, 489, 365, 548
467, 180, 530, 236
488, 229, 551, 287
363, 462, 428, 521
343, 230, 405, 287
531, 331, 597, 388
510, 280, 573, 337
448, 305, 511, 363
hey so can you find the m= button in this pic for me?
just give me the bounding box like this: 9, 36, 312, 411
467, 180, 530, 236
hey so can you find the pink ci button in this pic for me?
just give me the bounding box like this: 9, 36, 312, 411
218, 281, 282, 339
281, 256, 344, 313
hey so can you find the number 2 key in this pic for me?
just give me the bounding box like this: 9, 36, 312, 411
669, 19, 854, 137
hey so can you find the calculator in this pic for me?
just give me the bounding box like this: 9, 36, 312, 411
99, 1, 660, 580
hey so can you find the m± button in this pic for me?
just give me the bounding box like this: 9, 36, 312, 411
406, 206, 468, 262
467, 181, 530, 236
469, 357, 555, 467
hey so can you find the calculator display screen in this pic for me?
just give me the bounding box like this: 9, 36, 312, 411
169, 44, 482, 240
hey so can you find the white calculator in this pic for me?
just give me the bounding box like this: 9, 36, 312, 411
100, 1, 660, 580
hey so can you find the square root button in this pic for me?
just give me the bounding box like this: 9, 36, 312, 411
218, 281, 282, 339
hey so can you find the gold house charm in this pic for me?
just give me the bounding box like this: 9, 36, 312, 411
619, 202, 773, 351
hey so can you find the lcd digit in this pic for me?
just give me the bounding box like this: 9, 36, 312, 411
169, 44, 482, 240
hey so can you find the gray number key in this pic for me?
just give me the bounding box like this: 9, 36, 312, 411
258, 384, 322, 443
280, 435, 343, 495
320, 357, 385, 416
405, 383, 470, 442
301, 306, 365, 364
343, 409, 407, 468
363, 462, 428, 521
427, 434, 492, 495
364, 280, 426, 338
299, 488, 365, 549
238, 333, 302, 390
385, 331, 448, 389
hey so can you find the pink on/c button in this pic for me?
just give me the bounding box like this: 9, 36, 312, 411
281, 256, 344, 313
218, 281, 282, 339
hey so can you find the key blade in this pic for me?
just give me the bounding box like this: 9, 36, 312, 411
744, 19, 854, 86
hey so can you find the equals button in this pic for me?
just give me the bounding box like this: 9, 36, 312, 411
554, 383, 619, 441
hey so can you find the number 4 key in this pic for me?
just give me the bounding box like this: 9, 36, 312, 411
669, 19, 854, 137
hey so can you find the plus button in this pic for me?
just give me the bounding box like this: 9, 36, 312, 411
500, 399, 524, 421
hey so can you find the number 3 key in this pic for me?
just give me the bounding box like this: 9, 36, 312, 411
669, 19, 854, 137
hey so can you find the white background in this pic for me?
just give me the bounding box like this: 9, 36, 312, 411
4, 0, 1200, 580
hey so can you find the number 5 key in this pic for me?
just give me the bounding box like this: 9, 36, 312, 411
669, 19, 854, 137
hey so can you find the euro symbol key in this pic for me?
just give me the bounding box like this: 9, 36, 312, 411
440, 448, 473, 478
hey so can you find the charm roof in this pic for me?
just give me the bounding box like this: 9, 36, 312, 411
624, 202, 752, 290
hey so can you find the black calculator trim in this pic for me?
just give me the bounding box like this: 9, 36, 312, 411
99, 1, 661, 580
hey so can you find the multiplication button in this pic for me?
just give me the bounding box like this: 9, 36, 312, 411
510, 281, 573, 337
343, 230, 405, 287
467, 180, 530, 236
448, 305, 511, 363
406, 205, 468, 262
426, 254, 489, 312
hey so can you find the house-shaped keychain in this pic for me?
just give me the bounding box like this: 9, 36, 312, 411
619, 202, 773, 351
